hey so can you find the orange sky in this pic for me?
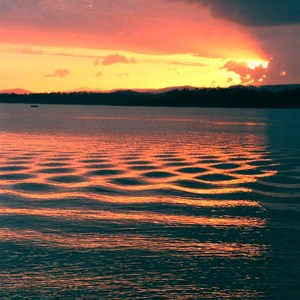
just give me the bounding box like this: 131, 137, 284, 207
1, 0, 297, 92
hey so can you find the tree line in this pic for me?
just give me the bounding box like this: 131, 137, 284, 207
0, 86, 299, 108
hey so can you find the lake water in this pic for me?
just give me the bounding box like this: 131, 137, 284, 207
0, 104, 299, 299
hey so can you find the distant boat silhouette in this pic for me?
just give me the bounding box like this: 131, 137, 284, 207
30, 104, 39, 107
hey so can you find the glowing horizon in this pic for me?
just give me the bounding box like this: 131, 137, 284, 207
0, 0, 298, 92
0, 43, 271, 93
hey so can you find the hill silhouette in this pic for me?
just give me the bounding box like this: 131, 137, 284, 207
0, 85, 299, 108
0, 88, 32, 95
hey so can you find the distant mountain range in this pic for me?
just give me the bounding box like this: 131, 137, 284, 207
48, 85, 197, 94
1, 85, 299, 108
0, 85, 299, 95
0, 88, 32, 94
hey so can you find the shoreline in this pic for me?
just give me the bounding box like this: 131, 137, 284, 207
0, 86, 300, 108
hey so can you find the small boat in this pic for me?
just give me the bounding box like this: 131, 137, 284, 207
30, 104, 39, 108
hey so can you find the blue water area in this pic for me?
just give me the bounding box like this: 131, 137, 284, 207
0, 104, 299, 299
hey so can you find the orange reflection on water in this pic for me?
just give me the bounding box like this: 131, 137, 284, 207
0, 228, 266, 257
0, 206, 265, 227
0, 270, 265, 300
0, 129, 276, 200
0, 128, 273, 233
0, 111, 272, 299
213, 121, 266, 127
0, 189, 260, 208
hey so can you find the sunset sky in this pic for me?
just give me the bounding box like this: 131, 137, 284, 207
0, 0, 299, 92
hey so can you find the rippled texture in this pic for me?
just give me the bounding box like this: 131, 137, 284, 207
0, 105, 300, 299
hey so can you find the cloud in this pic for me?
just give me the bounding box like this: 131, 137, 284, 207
221, 60, 268, 85
169, 61, 208, 67
0, 0, 262, 58
12, 45, 43, 55
1, 0, 299, 85
46, 69, 70, 78
0, 0, 147, 35
253, 25, 300, 84
183, 0, 300, 83
95, 71, 103, 77
0, 45, 107, 61
184, 0, 300, 26
102, 54, 136, 66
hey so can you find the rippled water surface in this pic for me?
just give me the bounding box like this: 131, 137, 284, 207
0, 104, 300, 299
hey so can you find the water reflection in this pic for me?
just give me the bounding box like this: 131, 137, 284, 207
0, 206, 265, 227
1, 105, 299, 298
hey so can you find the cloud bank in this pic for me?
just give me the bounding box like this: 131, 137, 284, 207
182, 0, 300, 83
0, 0, 263, 58
185, 0, 300, 26
1, 0, 299, 85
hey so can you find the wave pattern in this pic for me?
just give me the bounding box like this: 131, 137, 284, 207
0, 106, 300, 299
1, 142, 286, 201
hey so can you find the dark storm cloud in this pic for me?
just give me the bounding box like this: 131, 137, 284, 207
255, 25, 300, 84
183, 0, 300, 84
185, 0, 300, 26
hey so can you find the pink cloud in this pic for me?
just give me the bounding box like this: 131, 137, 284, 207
0, 0, 262, 58
102, 54, 136, 66
1, 0, 298, 84
13, 45, 43, 55
221, 61, 268, 85
46, 69, 70, 78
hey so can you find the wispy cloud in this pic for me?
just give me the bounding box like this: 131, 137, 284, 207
0, 45, 105, 60
102, 54, 136, 66
169, 61, 208, 67
46, 69, 70, 78
11, 45, 43, 55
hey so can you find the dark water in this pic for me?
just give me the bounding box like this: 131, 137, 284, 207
0, 104, 299, 299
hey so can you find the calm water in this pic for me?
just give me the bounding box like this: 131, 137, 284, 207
0, 104, 299, 299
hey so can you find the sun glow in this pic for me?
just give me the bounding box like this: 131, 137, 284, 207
221, 58, 270, 86
0, 0, 272, 92
1, 43, 261, 92
247, 60, 269, 70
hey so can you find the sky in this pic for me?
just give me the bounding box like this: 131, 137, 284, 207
0, 0, 299, 92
